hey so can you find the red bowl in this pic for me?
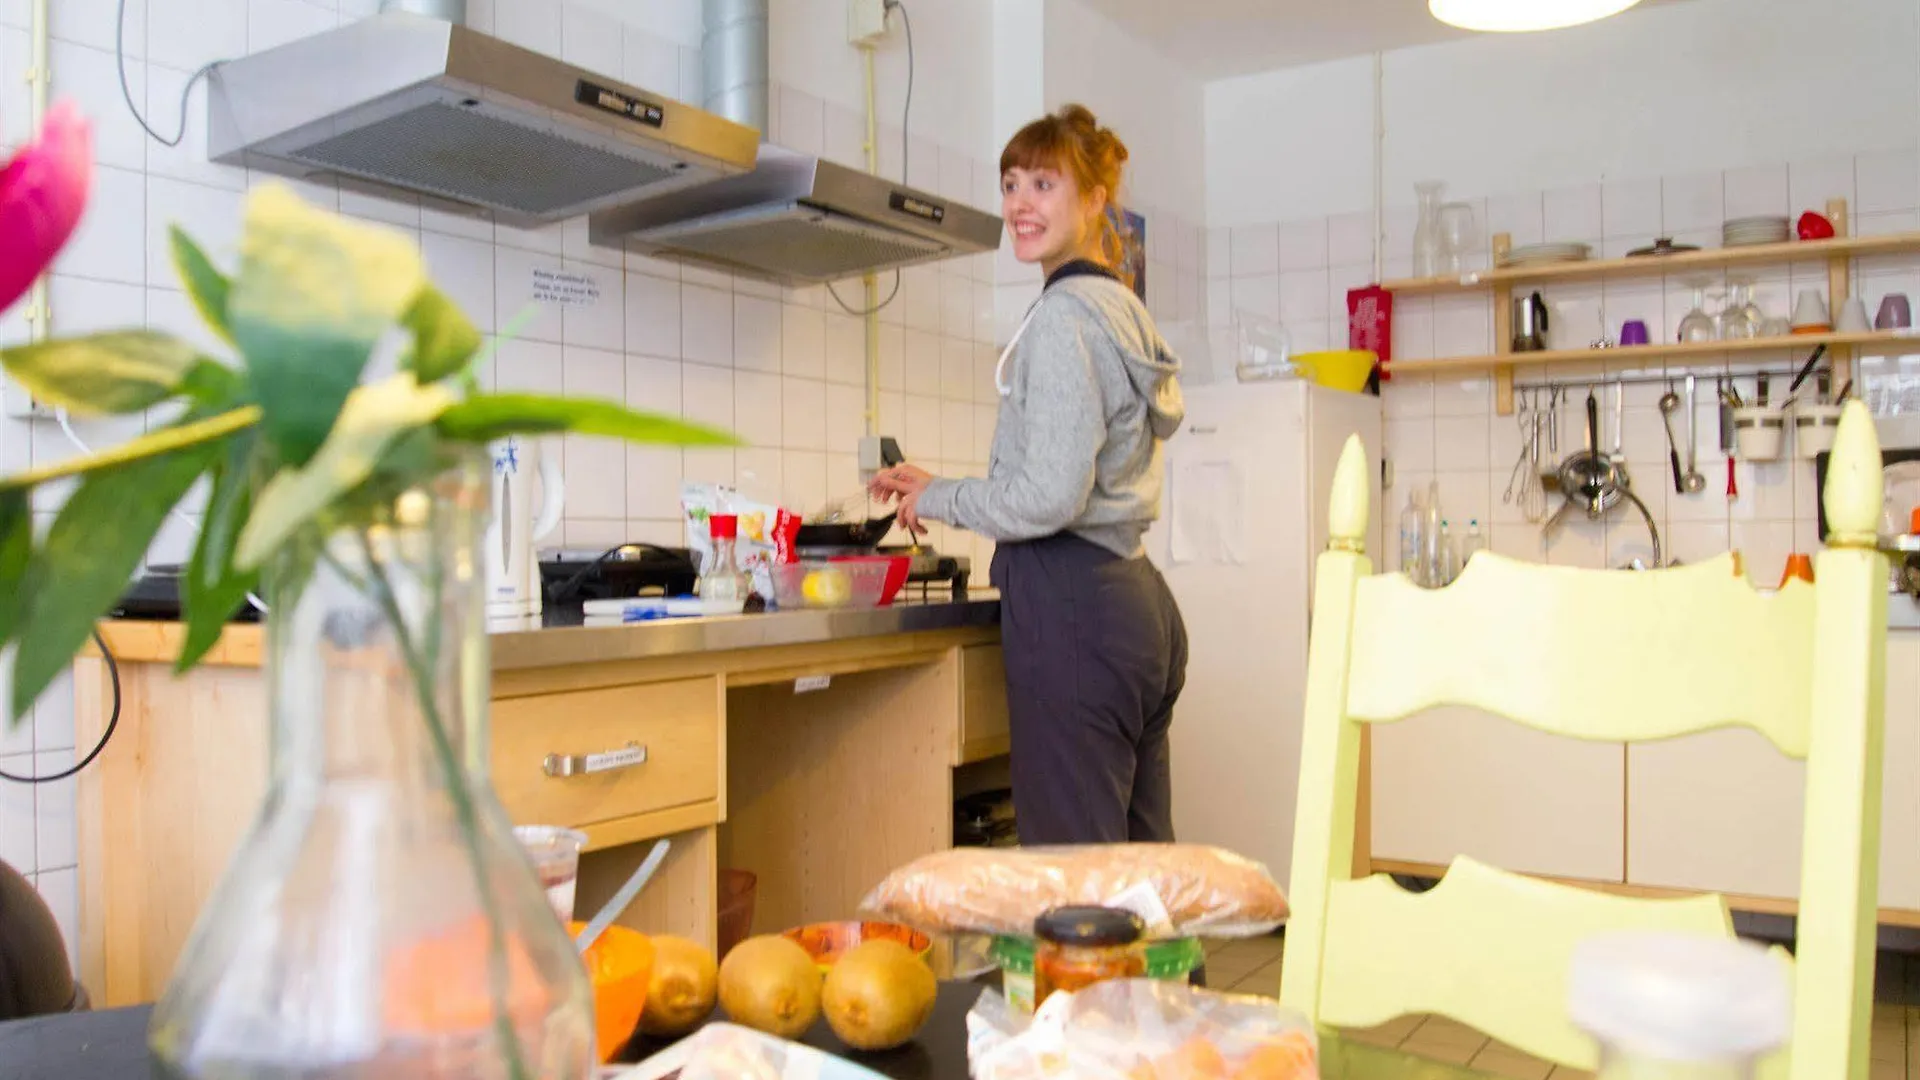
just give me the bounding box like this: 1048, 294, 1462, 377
830, 555, 910, 605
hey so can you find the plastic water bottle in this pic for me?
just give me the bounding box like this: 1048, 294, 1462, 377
1459, 519, 1486, 566
1437, 519, 1458, 585
1399, 491, 1427, 580
1570, 931, 1789, 1080
1422, 480, 1443, 587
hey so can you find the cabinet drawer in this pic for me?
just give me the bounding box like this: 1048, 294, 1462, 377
493, 677, 721, 830
958, 645, 1010, 764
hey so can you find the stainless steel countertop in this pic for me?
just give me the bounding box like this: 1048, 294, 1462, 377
487, 595, 1001, 670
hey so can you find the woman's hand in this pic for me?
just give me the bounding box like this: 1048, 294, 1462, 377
870, 464, 935, 537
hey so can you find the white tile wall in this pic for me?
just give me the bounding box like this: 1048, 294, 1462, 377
0, 0, 1023, 970
1210, 149, 1920, 582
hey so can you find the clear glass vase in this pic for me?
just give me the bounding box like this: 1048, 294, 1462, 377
149, 458, 596, 1080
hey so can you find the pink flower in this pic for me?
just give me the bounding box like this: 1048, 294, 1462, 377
0, 100, 93, 316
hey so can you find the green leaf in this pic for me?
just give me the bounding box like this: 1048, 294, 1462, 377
235, 372, 456, 571
227, 183, 426, 466
10, 440, 222, 722
1, 331, 205, 415
402, 286, 482, 384
169, 227, 234, 345
177, 430, 260, 673
0, 489, 30, 653
435, 393, 740, 447
178, 359, 245, 409
0, 406, 260, 492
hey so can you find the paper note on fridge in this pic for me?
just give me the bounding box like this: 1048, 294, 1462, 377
1169, 459, 1246, 566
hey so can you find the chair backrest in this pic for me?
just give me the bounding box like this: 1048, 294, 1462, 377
1279, 401, 1890, 1080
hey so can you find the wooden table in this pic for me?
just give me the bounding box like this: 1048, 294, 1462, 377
0, 986, 1500, 1080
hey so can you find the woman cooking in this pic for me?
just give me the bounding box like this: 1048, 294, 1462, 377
869, 104, 1188, 849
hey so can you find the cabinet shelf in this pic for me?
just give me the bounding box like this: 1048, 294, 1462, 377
1383, 230, 1920, 296
1390, 330, 1920, 375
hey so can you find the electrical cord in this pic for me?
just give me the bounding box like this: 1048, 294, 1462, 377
888, 0, 914, 184
118, 0, 224, 147
826, 0, 916, 319
0, 629, 120, 784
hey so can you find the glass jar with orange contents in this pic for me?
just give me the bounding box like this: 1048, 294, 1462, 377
1032, 906, 1146, 1009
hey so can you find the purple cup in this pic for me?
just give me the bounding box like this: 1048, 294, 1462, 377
1620, 320, 1651, 346
1877, 293, 1912, 330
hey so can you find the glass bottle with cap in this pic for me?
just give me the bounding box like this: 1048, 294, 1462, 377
699, 514, 749, 603
1569, 930, 1791, 1080
1032, 906, 1147, 1010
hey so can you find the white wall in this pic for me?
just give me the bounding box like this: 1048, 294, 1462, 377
0, 0, 1008, 968
1208, 0, 1920, 229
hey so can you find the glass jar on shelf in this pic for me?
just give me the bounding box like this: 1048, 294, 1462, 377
1412, 181, 1446, 278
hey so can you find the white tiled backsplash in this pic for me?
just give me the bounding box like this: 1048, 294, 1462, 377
1208, 150, 1920, 580
0, 0, 1211, 963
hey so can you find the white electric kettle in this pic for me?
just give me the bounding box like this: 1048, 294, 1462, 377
486, 435, 565, 621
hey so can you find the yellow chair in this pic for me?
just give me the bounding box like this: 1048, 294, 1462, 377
1279, 400, 1889, 1080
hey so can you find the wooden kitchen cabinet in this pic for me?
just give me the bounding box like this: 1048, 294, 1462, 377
956, 645, 1011, 765
1626, 633, 1920, 914
1370, 705, 1626, 884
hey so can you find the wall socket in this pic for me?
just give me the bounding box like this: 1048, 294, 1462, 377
846, 0, 888, 46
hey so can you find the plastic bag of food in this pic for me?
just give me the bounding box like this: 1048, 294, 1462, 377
682, 481, 801, 596
968, 979, 1319, 1080
612, 1022, 890, 1080
859, 844, 1288, 940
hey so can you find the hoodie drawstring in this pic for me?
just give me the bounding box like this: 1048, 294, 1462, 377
995, 299, 1043, 398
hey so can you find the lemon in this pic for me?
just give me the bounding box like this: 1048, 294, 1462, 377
801, 568, 853, 607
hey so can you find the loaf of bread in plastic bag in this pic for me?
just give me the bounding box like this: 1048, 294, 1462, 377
858, 844, 1289, 939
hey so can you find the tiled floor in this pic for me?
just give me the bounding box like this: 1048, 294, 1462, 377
1203, 935, 1920, 1079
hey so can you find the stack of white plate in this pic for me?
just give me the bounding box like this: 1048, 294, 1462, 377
1501, 241, 1593, 267
1724, 216, 1790, 246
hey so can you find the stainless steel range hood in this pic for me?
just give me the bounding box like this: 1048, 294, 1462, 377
588, 144, 1002, 286
206, 12, 760, 226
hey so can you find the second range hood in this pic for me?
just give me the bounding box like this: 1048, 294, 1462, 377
206, 13, 760, 226
588, 144, 1003, 286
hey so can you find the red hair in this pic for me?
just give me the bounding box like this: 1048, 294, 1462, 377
1000, 104, 1132, 275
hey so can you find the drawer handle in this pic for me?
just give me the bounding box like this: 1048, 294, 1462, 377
544, 742, 648, 778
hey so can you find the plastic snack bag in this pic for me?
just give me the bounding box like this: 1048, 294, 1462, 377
682, 481, 800, 597
611, 1023, 890, 1080
859, 844, 1289, 940
968, 980, 1319, 1080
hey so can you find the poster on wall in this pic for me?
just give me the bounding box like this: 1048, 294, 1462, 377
1112, 208, 1147, 303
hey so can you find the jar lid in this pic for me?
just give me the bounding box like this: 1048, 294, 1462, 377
1033, 906, 1144, 947
1568, 931, 1790, 1062
710, 514, 738, 539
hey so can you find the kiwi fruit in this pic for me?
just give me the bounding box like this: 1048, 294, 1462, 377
639, 935, 719, 1037
716, 934, 822, 1039
821, 939, 936, 1052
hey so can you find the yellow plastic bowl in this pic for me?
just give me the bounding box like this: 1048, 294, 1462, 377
1294, 349, 1376, 393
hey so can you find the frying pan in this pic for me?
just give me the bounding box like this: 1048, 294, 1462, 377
795, 512, 898, 550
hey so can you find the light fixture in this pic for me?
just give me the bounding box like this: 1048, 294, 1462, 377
1429, 0, 1644, 32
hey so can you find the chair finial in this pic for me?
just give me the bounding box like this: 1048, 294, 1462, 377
1329, 434, 1369, 553
1823, 399, 1884, 549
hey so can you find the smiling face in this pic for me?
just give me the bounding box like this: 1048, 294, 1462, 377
1002, 165, 1108, 278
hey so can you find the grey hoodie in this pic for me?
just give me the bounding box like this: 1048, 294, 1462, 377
916, 273, 1184, 558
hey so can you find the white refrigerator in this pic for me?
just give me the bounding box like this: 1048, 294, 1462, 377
1145, 379, 1382, 887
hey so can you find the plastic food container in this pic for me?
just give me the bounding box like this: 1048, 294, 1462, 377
781, 920, 932, 972
988, 935, 1205, 1014
768, 560, 891, 610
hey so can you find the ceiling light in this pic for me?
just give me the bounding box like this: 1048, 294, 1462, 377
1429, 0, 1644, 32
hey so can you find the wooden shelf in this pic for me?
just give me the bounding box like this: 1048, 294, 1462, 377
1389, 330, 1920, 375
1383, 230, 1920, 295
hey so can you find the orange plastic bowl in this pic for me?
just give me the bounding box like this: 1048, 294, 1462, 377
571, 922, 654, 1062
782, 920, 931, 972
